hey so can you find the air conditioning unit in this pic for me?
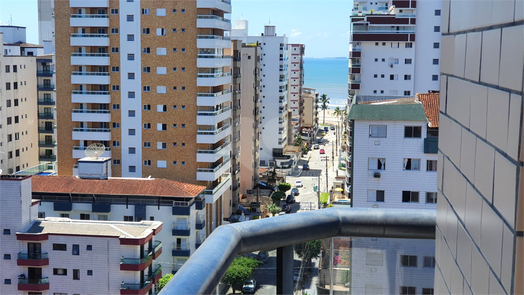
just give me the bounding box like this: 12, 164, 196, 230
373, 172, 381, 178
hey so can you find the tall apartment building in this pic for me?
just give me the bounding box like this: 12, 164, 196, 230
227, 40, 242, 205
348, 0, 442, 103
54, 0, 233, 230
38, 0, 55, 54
287, 44, 305, 130
231, 24, 289, 165
238, 42, 261, 194
36, 55, 57, 164
301, 87, 319, 138
0, 175, 163, 295
0, 29, 40, 174
346, 96, 438, 294
436, 0, 523, 294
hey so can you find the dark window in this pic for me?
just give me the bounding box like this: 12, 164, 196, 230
404, 90, 411, 95
427, 160, 438, 171
127, 34, 134, 41
402, 191, 420, 203
80, 213, 90, 220
400, 255, 417, 267
426, 192, 438, 204
434, 9, 441, 16
404, 126, 422, 138
73, 269, 80, 280
5, 83, 10, 90
433, 59, 439, 65
72, 244, 79, 255
433, 42, 440, 49
5, 65, 10, 72
13, 82, 17, 89
4, 279, 11, 284
53, 243, 67, 251
423, 256, 435, 267
38, 211, 45, 218
3, 254, 11, 260
123, 216, 133, 221
13, 65, 17, 72
432, 75, 439, 81
3, 229, 10, 235
400, 286, 416, 295
376, 190, 385, 202
53, 268, 67, 276
423, 288, 434, 295
86, 245, 92, 251
405, 42, 413, 48
405, 58, 412, 64
87, 270, 93, 276
6, 100, 11, 107
434, 26, 440, 32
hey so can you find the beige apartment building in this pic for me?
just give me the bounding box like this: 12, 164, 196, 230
0, 33, 40, 174
301, 87, 318, 132
436, 0, 523, 294
54, 0, 233, 234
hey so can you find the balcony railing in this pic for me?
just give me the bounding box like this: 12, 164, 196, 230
197, 89, 231, 97
196, 123, 231, 136
72, 71, 110, 76
72, 109, 110, 114
159, 208, 436, 295
71, 33, 109, 38
71, 13, 109, 18
72, 128, 110, 132
197, 106, 231, 116
72, 90, 110, 95
71, 52, 110, 57
197, 35, 230, 40
197, 140, 230, 154
202, 174, 231, 195
197, 15, 231, 23
196, 157, 230, 173
17, 252, 49, 260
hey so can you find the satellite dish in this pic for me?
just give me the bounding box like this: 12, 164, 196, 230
85, 143, 106, 159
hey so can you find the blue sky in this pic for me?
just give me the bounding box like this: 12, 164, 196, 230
0, 0, 351, 58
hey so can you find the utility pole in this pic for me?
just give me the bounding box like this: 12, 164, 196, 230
325, 156, 329, 194
332, 142, 335, 166
317, 175, 321, 209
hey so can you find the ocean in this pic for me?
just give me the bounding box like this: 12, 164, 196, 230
303, 57, 349, 109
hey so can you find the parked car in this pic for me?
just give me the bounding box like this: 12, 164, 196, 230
302, 163, 310, 170
321, 132, 326, 136
313, 144, 320, 149
257, 251, 269, 264
320, 149, 325, 154
242, 279, 257, 293
324, 126, 329, 131
291, 188, 299, 196
295, 180, 303, 187
286, 194, 296, 204
317, 138, 323, 143
282, 203, 291, 213
330, 126, 335, 130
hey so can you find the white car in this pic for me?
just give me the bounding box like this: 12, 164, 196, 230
295, 180, 303, 187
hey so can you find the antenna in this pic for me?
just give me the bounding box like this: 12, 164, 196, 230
84, 143, 105, 159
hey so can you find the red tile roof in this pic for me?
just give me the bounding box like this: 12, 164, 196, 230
31, 176, 205, 198
416, 93, 440, 128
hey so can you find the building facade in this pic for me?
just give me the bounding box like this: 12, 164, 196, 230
348, 0, 442, 103
36, 54, 57, 164
436, 0, 523, 294
301, 87, 318, 138
38, 0, 56, 54
54, 0, 233, 232
287, 43, 305, 138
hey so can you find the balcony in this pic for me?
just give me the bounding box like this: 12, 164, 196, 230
195, 219, 205, 230
172, 202, 191, 215
197, 72, 231, 87
196, 141, 231, 163
196, 35, 231, 49
73, 146, 111, 159
70, 33, 109, 47
120, 241, 162, 271
37, 84, 54, 91
38, 127, 54, 134
71, 52, 110, 66
71, 71, 110, 85
72, 90, 110, 104
120, 280, 152, 295
38, 112, 53, 120
197, 15, 231, 31
196, 0, 231, 13
172, 224, 190, 236
202, 174, 231, 202
17, 252, 49, 266
197, 89, 232, 106
18, 277, 49, 291
37, 98, 55, 105
159, 208, 436, 295
424, 137, 438, 154
72, 128, 111, 141
172, 248, 191, 257
70, 14, 109, 27
196, 106, 231, 125
39, 141, 56, 147
36, 70, 53, 77
197, 55, 231, 68
72, 108, 111, 122
70, 0, 108, 7
196, 157, 231, 181
196, 124, 231, 144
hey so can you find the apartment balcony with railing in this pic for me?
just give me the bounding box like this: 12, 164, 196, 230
72, 127, 111, 141
120, 241, 162, 271
202, 173, 231, 201
195, 214, 206, 230
196, 89, 232, 106
37, 84, 55, 91
71, 52, 110, 66
196, 0, 232, 13
196, 106, 231, 125
69, 0, 108, 7
71, 71, 110, 84
196, 123, 231, 144
196, 72, 232, 87
121, 264, 161, 295
197, 140, 231, 163
70, 13, 109, 27
197, 15, 231, 30
70, 33, 109, 46
196, 34, 231, 48
18, 276, 49, 291
71, 108, 110, 122
196, 156, 231, 181
71, 90, 110, 104
17, 252, 49, 266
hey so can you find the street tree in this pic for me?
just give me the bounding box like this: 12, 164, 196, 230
157, 273, 174, 291
278, 182, 292, 193
270, 191, 285, 204
267, 203, 282, 216
294, 134, 303, 146
221, 256, 260, 293
319, 94, 330, 124
294, 239, 322, 267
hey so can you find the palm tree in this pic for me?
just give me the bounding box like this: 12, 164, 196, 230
319, 94, 330, 124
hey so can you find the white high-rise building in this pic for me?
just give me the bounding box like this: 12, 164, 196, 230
231, 24, 288, 165
348, 0, 442, 103
37, 0, 55, 54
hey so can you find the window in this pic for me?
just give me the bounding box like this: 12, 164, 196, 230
112, 47, 119, 53
123, 216, 133, 221
5, 83, 10, 90
127, 53, 135, 61
111, 28, 118, 34
144, 142, 151, 148
427, 160, 437, 171
110, 8, 118, 14
422, 288, 434, 295
129, 166, 136, 173
405, 42, 413, 48
60, 213, 69, 218
381, 58, 385, 62
142, 8, 150, 15
14, 116, 19, 123
403, 159, 420, 170
433, 59, 439, 65
156, 28, 166, 36
112, 123, 120, 128
142, 47, 150, 54
128, 73, 135, 80
5, 65, 9, 72
156, 8, 166, 16
157, 48, 167, 55
127, 34, 135, 41
173, 161, 177, 165
113, 159, 121, 165
423, 256, 435, 267
405, 58, 412, 64
80, 213, 90, 220
404, 126, 422, 138
181, 28, 186, 32
369, 125, 387, 138
375, 42, 379, 46
400, 286, 416, 295
181, 67, 185, 71
3, 229, 10, 235
128, 110, 136, 117
426, 192, 438, 204
143, 66, 151, 73
129, 147, 136, 154
434, 26, 440, 32
3, 254, 11, 260
53, 243, 67, 251
13, 65, 17, 72
434, 9, 441, 16
72, 244, 79, 255
4, 279, 11, 285
157, 105, 167, 112
157, 123, 167, 131
128, 91, 136, 99
143, 86, 151, 92
143, 104, 151, 111
173, 8, 177, 13
73, 269, 80, 280
157, 160, 167, 168
157, 67, 167, 75
181, 48, 186, 52
432, 75, 439, 81
142, 28, 150, 34
111, 66, 119, 72
181, 161, 186, 165
87, 270, 93, 276
172, 67, 177, 71
53, 268, 67, 276
433, 42, 440, 49
172, 28, 177, 32
157, 142, 167, 149
13, 82, 18, 89
181, 9, 185, 13
404, 90, 411, 95
404, 75, 411, 80
143, 123, 151, 129
86, 245, 92, 251
380, 74, 385, 78
7, 134, 12, 142
374, 74, 378, 78
6, 100, 11, 107
402, 191, 420, 203
367, 190, 385, 202
181, 124, 186, 128
126, 14, 134, 21
38, 211, 45, 218
389, 74, 397, 80
157, 86, 167, 93
400, 255, 417, 267
173, 86, 177, 91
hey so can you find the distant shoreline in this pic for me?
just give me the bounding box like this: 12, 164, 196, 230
304, 57, 348, 59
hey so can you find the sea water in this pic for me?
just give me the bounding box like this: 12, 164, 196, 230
303, 57, 349, 109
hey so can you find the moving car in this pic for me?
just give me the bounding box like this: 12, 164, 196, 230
282, 203, 291, 213
320, 149, 325, 154
295, 180, 303, 187
291, 188, 299, 196
286, 194, 296, 204
302, 163, 310, 170
330, 126, 335, 130
313, 144, 320, 149
242, 279, 256, 293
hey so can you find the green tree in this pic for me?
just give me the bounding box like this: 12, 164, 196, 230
157, 273, 174, 291
271, 191, 285, 204
294, 240, 322, 265
319, 94, 330, 124
278, 183, 292, 193
294, 134, 303, 146
221, 256, 260, 293
267, 203, 282, 216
